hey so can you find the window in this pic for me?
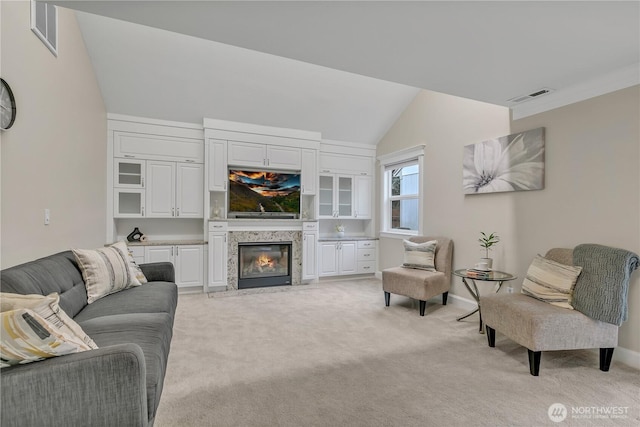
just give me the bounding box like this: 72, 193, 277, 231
378, 146, 425, 237
31, 0, 58, 56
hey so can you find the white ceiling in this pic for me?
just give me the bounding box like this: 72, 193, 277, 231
59, 1, 639, 145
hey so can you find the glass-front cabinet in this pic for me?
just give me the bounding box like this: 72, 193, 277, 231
319, 174, 353, 218
115, 159, 145, 188
114, 158, 145, 217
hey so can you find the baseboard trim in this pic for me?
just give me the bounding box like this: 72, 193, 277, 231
447, 293, 476, 311
611, 346, 640, 371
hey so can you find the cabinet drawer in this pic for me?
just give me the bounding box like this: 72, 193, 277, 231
209, 221, 228, 232
357, 248, 376, 261
302, 222, 318, 231
357, 261, 376, 274
357, 240, 376, 249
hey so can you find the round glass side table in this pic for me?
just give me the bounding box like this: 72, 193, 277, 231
453, 269, 517, 333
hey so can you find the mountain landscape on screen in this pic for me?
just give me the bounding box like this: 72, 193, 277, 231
229, 170, 300, 213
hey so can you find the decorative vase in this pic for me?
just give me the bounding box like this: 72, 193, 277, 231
337, 231, 345, 238
479, 257, 493, 269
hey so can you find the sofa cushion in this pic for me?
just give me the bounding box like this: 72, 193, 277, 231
74, 282, 178, 324
0, 251, 88, 318
521, 254, 582, 309
402, 239, 437, 271
72, 242, 142, 304
79, 313, 174, 422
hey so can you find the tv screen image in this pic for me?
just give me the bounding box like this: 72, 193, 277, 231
228, 170, 300, 214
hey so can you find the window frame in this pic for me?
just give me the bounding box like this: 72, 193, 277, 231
31, 0, 58, 57
377, 145, 425, 239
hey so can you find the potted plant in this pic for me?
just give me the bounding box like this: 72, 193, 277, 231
336, 224, 345, 238
478, 231, 500, 269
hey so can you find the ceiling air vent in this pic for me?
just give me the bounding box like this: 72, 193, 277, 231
507, 88, 554, 104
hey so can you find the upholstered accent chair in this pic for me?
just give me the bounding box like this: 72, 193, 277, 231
482, 246, 638, 376
382, 236, 453, 316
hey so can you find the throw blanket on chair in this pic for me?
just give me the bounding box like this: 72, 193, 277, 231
572, 244, 639, 326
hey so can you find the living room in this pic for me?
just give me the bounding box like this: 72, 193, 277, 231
2, 1, 639, 426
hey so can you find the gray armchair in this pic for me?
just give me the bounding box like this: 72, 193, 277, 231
382, 236, 453, 316
482, 245, 638, 376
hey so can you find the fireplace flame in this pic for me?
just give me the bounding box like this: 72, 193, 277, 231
256, 253, 274, 268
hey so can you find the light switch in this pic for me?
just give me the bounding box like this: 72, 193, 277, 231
44, 209, 50, 225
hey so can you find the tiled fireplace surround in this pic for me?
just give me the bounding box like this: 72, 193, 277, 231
227, 229, 303, 289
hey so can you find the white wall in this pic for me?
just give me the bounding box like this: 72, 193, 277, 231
1, 3, 107, 267
376, 90, 512, 300
510, 86, 640, 355
376, 86, 640, 356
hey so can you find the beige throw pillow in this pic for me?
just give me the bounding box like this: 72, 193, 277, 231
521, 254, 583, 309
402, 239, 437, 271
0, 293, 98, 368
73, 241, 142, 304
120, 243, 147, 284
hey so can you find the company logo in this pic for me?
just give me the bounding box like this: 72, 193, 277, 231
548, 403, 568, 423
547, 403, 629, 422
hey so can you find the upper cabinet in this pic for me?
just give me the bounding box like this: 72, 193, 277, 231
227, 141, 301, 170
146, 161, 203, 218
115, 159, 145, 188
114, 131, 204, 163
300, 149, 317, 195
208, 139, 227, 192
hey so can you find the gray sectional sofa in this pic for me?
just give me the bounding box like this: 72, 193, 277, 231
0, 250, 178, 427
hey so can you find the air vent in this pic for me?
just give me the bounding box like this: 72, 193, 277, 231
507, 87, 554, 104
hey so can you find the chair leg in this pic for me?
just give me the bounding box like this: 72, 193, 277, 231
384, 292, 390, 307
442, 292, 448, 305
486, 326, 495, 347
528, 349, 541, 376
419, 300, 426, 316
600, 348, 614, 372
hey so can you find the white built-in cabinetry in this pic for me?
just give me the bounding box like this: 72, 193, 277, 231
145, 161, 203, 218
301, 222, 318, 280
227, 141, 302, 170
208, 222, 228, 290
143, 244, 204, 288
319, 239, 377, 277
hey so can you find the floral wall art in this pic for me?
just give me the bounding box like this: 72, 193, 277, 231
463, 127, 545, 194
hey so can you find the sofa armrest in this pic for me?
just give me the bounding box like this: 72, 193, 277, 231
1, 344, 149, 427
139, 262, 175, 283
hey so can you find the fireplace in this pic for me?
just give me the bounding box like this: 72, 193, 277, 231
237, 242, 292, 289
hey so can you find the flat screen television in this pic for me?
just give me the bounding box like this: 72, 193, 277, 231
228, 170, 300, 218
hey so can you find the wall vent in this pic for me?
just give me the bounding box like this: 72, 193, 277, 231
507, 87, 554, 104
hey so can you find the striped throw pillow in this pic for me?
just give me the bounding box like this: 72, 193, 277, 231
73, 242, 142, 304
403, 239, 437, 271
521, 254, 583, 309
1, 302, 97, 368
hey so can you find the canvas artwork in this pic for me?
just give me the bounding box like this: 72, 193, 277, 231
463, 127, 545, 194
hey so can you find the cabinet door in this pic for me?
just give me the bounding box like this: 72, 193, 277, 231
114, 159, 145, 188
318, 242, 338, 276
208, 139, 227, 191
145, 245, 173, 264
176, 163, 204, 217
208, 232, 228, 288
146, 161, 176, 217
300, 149, 317, 195
354, 175, 373, 219
337, 175, 354, 218
302, 232, 317, 280
114, 189, 145, 218
318, 175, 335, 218
175, 245, 203, 287
267, 145, 301, 169
338, 241, 357, 275
227, 141, 265, 168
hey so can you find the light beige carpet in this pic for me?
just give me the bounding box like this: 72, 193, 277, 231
155, 278, 639, 427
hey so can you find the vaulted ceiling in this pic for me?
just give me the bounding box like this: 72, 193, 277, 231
52, 1, 640, 145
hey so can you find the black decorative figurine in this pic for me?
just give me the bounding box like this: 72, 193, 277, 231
127, 227, 143, 242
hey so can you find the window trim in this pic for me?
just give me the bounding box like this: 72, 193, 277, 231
31, 0, 58, 57
377, 145, 425, 238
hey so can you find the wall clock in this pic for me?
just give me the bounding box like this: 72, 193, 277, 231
1, 78, 17, 130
